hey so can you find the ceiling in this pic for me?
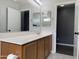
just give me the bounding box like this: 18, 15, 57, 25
56, 0, 76, 3
15, 0, 55, 11
14, 0, 76, 11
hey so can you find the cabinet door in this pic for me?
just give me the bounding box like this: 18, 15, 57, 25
23, 42, 37, 59
37, 39, 44, 59
44, 36, 52, 59
1, 42, 23, 59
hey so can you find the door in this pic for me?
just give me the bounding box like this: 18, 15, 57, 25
7, 7, 21, 32
56, 4, 75, 55
23, 42, 37, 59
57, 4, 75, 44
21, 11, 29, 31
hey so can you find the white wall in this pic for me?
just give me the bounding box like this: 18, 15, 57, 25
0, 0, 20, 32
0, 7, 7, 32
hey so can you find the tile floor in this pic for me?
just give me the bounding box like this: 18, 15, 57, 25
47, 53, 76, 59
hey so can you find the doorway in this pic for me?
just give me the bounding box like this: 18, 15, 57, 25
56, 4, 75, 56
21, 10, 29, 31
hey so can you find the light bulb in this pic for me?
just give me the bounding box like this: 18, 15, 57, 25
60, 5, 64, 7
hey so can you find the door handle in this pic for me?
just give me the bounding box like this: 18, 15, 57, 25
75, 32, 79, 35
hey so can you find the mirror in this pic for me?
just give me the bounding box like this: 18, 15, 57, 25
42, 11, 51, 27
0, 0, 41, 33
41, 11, 52, 31
32, 12, 41, 34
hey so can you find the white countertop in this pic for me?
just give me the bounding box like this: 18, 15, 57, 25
0, 31, 52, 45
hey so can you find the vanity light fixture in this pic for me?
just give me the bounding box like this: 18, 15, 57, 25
44, 18, 50, 22
34, 0, 42, 5
60, 5, 64, 7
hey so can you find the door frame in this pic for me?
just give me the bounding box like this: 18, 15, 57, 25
56, 1, 76, 57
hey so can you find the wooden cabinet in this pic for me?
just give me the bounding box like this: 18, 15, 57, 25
44, 36, 52, 59
23, 42, 37, 59
37, 35, 52, 59
0, 42, 1, 59
1, 41, 23, 59
37, 39, 44, 59
0, 35, 52, 59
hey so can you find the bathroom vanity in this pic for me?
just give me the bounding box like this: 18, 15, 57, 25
0, 32, 52, 59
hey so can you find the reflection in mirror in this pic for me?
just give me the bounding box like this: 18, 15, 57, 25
0, 0, 41, 33
21, 10, 29, 31
32, 12, 41, 34
42, 11, 51, 27
7, 7, 21, 32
